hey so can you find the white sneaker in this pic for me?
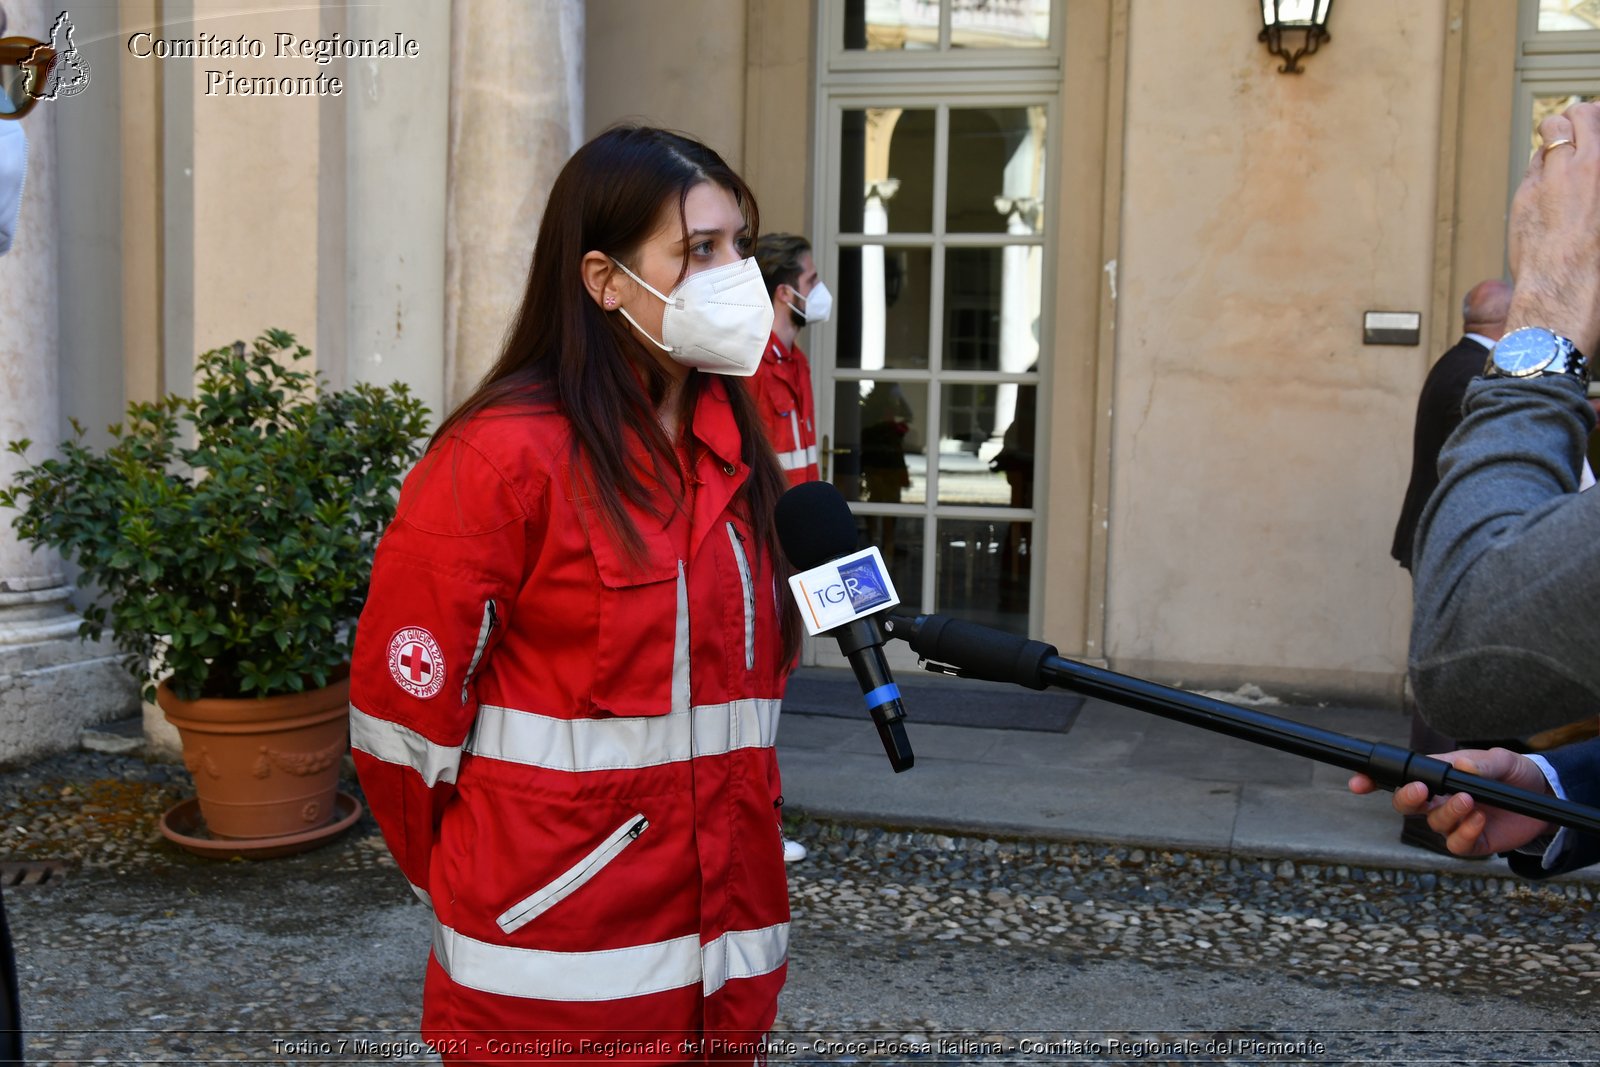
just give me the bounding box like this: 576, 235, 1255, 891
782, 837, 808, 863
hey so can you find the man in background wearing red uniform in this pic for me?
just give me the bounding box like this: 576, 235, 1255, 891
753, 234, 828, 487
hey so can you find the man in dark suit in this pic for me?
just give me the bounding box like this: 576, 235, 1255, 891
1392, 279, 1511, 570
1389, 279, 1511, 854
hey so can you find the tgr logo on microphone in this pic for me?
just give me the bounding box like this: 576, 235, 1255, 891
838, 556, 892, 612
787, 547, 900, 635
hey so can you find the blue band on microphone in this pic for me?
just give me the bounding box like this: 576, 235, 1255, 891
863, 683, 901, 711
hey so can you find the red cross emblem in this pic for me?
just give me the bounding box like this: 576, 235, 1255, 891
388, 627, 445, 699
399, 643, 433, 683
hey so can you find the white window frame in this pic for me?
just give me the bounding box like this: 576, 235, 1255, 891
823, 0, 1064, 75
1519, 0, 1600, 58
1512, 1, 1600, 216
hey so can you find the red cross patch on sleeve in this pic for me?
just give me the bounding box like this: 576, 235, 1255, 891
388, 627, 446, 700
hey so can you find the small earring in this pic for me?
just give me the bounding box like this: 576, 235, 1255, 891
604, 296, 616, 308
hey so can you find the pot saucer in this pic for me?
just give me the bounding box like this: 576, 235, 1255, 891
160, 791, 363, 860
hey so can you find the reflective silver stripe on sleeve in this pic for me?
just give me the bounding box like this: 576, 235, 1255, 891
702, 922, 789, 997
775, 444, 818, 471
349, 703, 463, 786
787, 409, 802, 453
431, 920, 788, 1004
467, 698, 781, 772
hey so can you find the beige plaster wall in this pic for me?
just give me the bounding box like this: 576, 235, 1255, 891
120, 0, 162, 406
1042, 0, 1121, 661
742, 2, 813, 236
183, 1, 323, 368
1446, 0, 1516, 304
1105, 1, 1446, 703
584, 0, 748, 170
129, 0, 455, 412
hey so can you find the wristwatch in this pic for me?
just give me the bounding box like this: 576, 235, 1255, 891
1483, 327, 1589, 386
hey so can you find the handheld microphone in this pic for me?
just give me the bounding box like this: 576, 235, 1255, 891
776, 481, 914, 772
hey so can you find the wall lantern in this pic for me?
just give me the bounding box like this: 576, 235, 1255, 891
1258, 0, 1333, 74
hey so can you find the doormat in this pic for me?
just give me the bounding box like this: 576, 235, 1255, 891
782, 670, 1083, 733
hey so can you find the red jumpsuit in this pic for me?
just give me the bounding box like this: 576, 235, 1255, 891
350, 378, 791, 1064
749, 334, 819, 486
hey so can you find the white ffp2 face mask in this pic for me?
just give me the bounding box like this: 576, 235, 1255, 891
785, 280, 833, 326
611, 256, 775, 377
0, 118, 28, 256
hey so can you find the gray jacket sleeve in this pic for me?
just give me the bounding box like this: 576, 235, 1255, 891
1409, 375, 1600, 738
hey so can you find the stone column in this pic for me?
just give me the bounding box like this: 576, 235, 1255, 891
339, 0, 450, 423
991, 110, 1045, 445
860, 179, 899, 383
445, 0, 584, 412
992, 195, 1042, 443
0, 0, 138, 764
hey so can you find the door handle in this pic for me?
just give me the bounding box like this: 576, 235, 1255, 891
821, 434, 853, 483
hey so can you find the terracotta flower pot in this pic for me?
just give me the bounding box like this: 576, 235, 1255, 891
156, 675, 351, 841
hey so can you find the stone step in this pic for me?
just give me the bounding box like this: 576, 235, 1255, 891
80, 715, 145, 755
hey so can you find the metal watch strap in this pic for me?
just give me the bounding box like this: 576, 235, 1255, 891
1484, 328, 1589, 385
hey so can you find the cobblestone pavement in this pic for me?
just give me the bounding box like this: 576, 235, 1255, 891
2, 752, 1596, 1064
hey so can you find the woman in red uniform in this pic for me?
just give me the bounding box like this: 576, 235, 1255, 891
349, 125, 800, 1064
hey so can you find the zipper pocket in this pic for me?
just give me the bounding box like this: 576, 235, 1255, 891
460, 599, 498, 704
726, 522, 755, 671
496, 814, 649, 935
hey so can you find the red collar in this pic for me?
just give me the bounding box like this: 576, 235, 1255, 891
764, 332, 805, 366
688, 375, 745, 473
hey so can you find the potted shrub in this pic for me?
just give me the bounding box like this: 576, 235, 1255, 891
0, 329, 429, 849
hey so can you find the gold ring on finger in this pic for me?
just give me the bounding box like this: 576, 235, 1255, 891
1543, 137, 1578, 158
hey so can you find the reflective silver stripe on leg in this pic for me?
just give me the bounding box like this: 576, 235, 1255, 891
430, 920, 789, 1003
433, 921, 702, 1002
703, 922, 790, 997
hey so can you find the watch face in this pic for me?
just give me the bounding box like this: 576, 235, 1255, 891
1492, 328, 1560, 377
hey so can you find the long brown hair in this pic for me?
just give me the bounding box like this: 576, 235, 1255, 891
433, 125, 800, 661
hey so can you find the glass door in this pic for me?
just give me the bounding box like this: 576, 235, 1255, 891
818, 100, 1051, 641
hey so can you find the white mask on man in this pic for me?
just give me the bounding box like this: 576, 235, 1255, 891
610, 256, 774, 377
785, 281, 833, 325
0, 115, 28, 256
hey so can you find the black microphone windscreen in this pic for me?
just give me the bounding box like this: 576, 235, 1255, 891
775, 481, 858, 570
